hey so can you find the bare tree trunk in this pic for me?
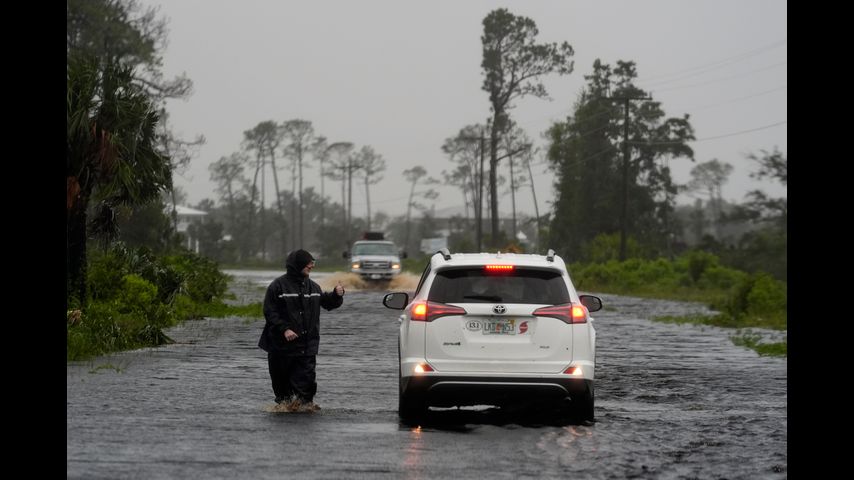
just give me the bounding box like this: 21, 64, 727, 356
298, 144, 304, 248
462, 188, 470, 224
509, 153, 517, 242
340, 166, 346, 227
169, 187, 179, 236
466, 156, 478, 246
319, 158, 325, 228
290, 161, 297, 251
67, 197, 89, 308
261, 157, 266, 260
249, 154, 262, 258
365, 176, 372, 231
347, 158, 353, 244
489, 112, 501, 244
477, 129, 485, 251
525, 156, 540, 252
269, 148, 285, 258
404, 179, 416, 252
225, 181, 239, 261
713, 184, 723, 239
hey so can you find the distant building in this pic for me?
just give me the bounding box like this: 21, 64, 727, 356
420, 236, 449, 254
171, 205, 208, 253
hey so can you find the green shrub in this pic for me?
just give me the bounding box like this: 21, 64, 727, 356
746, 274, 787, 317
683, 250, 719, 284
69, 243, 255, 361
582, 233, 643, 263
87, 250, 130, 301
87, 244, 183, 304
118, 274, 158, 310
121, 247, 183, 303
163, 252, 228, 303
634, 258, 677, 286
716, 273, 787, 330
697, 264, 748, 291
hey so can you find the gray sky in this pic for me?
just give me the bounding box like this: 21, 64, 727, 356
144, 0, 787, 218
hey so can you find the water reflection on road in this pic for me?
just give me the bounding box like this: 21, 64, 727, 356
67, 270, 786, 479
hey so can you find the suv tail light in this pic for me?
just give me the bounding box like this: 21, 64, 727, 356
410, 301, 467, 322
532, 303, 588, 324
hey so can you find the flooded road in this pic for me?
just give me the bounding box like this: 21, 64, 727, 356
67, 270, 786, 479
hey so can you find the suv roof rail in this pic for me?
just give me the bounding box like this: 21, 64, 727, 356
436, 248, 451, 260
546, 249, 555, 262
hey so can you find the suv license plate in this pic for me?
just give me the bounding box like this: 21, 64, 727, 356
370, 274, 381, 279
483, 319, 516, 335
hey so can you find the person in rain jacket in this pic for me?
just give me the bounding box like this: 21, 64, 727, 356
258, 249, 344, 410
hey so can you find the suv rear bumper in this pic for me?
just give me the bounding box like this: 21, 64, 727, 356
402, 374, 592, 408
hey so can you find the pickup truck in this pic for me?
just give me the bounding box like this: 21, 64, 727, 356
345, 240, 406, 281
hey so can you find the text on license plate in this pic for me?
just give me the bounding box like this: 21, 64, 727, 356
483, 319, 516, 335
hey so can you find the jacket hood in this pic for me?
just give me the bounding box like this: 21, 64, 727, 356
285, 249, 315, 276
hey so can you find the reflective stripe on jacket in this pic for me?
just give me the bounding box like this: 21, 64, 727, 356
258, 273, 343, 355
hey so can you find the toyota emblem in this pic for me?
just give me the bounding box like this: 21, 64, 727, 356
492, 305, 507, 314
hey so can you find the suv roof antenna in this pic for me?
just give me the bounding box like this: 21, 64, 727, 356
546, 249, 555, 262
437, 248, 451, 260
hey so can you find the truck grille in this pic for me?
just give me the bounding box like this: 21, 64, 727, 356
362, 260, 390, 269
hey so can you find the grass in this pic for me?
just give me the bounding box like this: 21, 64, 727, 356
575, 281, 730, 305
653, 312, 786, 331
731, 333, 787, 357
88, 363, 124, 374
653, 314, 787, 357
654, 313, 748, 329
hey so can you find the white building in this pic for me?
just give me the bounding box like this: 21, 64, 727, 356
171, 205, 208, 253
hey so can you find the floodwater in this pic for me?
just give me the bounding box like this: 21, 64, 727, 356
67, 270, 786, 479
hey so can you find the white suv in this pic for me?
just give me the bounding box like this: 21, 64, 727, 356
383, 249, 602, 422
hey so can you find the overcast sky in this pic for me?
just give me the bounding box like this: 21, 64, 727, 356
142, 0, 787, 218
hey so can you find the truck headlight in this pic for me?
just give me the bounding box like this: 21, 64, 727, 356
392, 263, 400, 269
351, 263, 361, 269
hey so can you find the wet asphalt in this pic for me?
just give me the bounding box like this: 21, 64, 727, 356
66, 270, 787, 479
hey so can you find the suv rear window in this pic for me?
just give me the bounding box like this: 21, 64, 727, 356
428, 268, 570, 305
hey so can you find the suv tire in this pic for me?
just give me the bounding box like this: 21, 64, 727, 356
575, 384, 594, 422
398, 347, 426, 422
399, 389, 426, 422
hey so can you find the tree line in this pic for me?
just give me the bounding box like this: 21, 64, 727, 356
68, 2, 786, 298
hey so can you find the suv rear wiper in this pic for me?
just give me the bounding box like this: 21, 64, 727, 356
462, 294, 502, 302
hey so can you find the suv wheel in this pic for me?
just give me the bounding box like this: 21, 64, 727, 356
399, 389, 426, 422
576, 384, 594, 422
398, 348, 426, 422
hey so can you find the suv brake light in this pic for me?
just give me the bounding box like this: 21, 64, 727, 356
484, 265, 514, 272
532, 303, 588, 324
411, 301, 467, 322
